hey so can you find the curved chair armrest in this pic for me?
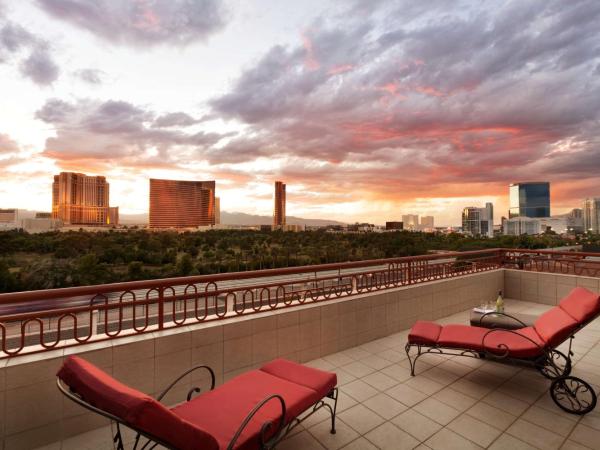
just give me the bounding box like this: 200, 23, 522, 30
57, 378, 122, 422
226, 394, 287, 450
478, 311, 529, 328
157, 365, 215, 402
481, 328, 545, 359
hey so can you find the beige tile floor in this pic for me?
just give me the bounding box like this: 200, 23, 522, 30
48, 300, 600, 450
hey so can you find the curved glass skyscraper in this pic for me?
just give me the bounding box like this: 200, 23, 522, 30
509, 182, 550, 218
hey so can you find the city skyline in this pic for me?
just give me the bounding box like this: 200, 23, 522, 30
1, 1, 599, 226
3, 171, 600, 228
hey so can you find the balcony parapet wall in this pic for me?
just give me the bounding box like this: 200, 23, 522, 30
504, 269, 600, 305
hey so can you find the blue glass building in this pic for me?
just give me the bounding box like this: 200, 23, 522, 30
509, 182, 550, 218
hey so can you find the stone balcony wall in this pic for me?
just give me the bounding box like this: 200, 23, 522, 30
504, 269, 600, 305
0, 269, 504, 450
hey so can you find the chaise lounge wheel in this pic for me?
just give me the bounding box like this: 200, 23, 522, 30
535, 350, 572, 379
550, 376, 597, 415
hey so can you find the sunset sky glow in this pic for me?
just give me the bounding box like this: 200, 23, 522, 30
1, 0, 599, 225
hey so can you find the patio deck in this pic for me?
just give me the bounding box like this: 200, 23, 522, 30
51, 299, 600, 450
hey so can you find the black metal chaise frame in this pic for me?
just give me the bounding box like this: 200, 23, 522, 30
57, 364, 339, 450
405, 311, 598, 415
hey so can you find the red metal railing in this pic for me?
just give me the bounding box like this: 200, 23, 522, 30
0, 249, 502, 357
0, 248, 598, 358
501, 248, 600, 277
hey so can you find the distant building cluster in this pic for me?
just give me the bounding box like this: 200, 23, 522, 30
3, 170, 123, 233
457, 181, 597, 237
0, 208, 63, 233
0, 171, 299, 233
502, 182, 583, 236
383, 215, 435, 232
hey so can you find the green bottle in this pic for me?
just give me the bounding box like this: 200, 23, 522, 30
495, 290, 504, 313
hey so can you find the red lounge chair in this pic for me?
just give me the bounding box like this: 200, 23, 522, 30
57, 356, 338, 450
405, 287, 600, 415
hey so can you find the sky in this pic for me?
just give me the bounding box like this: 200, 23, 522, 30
0, 0, 599, 226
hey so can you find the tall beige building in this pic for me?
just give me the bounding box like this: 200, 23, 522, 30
583, 198, 600, 234
273, 181, 286, 228
420, 216, 434, 229
52, 172, 117, 226
402, 214, 419, 231
108, 207, 119, 226
149, 179, 215, 228
215, 197, 221, 225
462, 203, 494, 237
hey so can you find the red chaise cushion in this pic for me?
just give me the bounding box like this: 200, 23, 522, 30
260, 358, 337, 399
408, 320, 442, 345
483, 326, 546, 358
559, 287, 600, 324
57, 356, 218, 450
534, 307, 578, 347
438, 324, 486, 351
172, 365, 333, 450
410, 321, 546, 359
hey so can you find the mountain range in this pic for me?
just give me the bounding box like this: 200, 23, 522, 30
120, 211, 346, 227
13, 209, 346, 227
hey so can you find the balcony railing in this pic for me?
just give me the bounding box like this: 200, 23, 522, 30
0, 248, 598, 358
502, 248, 600, 277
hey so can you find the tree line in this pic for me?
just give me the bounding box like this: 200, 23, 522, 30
0, 229, 573, 293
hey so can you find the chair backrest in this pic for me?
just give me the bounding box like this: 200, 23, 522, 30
559, 287, 600, 324
534, 287, 600, 348
57, 356, 218, 450
534, 308, 578, 347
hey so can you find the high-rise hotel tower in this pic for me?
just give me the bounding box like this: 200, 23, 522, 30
509, 182, 550, 218
149, 179, 215, 228
462, 203, 494, 238
273, 181, 286, 229
583, 198, 600, 234
52, 172, 118, 225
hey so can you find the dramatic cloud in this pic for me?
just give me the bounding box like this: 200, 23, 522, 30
0, 14, 59, 85
19, 46, 59, 85
209, 0, 600, 212
74, 68, 105, 84
0, 132, 27, 170
35, 98, 230, 170
36, 0, 228, 46
0, 133, 19, 154
0, 22, 35, 55
152, 112, 201, 128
